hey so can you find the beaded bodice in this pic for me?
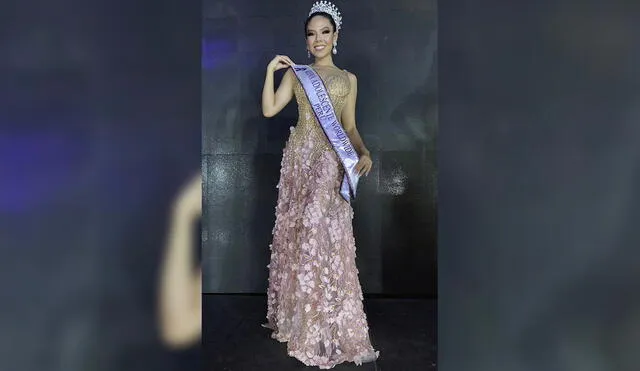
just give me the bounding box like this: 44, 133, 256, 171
290, 65, 351, 148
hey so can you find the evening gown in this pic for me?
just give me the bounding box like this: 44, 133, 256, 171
264, 65, 379, 369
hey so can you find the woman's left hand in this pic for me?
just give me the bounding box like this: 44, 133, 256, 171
355, 154, 373, 177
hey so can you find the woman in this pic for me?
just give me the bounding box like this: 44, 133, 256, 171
261, 1, 379, 368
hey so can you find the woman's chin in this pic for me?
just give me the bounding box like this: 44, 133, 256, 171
311, 51, 330, 59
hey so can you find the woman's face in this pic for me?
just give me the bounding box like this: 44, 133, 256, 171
306, 15, 337, 59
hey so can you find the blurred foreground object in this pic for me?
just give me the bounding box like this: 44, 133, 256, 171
158, 174, 202, 349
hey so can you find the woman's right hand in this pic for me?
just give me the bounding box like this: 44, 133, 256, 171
267, 55, 295, 72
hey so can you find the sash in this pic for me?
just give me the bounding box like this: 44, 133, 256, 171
291, 65, 360, 202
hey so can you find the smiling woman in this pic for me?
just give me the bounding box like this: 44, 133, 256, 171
203, 0, 438, 369
304, 10, 340, 58
258, 1, 378, 369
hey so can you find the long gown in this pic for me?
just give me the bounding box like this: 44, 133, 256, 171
264, 65, 379, 369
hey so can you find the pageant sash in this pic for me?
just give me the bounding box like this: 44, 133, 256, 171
291, 64, 360, 202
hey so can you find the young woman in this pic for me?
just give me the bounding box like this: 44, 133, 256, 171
261, 1, 378, 368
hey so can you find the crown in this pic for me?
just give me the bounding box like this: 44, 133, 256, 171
309, 1, 342, 31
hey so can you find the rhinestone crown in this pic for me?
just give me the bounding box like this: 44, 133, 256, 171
308, 1, 342, 31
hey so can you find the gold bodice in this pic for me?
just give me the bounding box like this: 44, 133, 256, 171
288, 65, 351, 152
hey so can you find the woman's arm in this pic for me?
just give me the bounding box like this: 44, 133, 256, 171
157, 174, 202, 349
341, 72, 373, 176
341, 72, 370, 157
262, 55, 296, 117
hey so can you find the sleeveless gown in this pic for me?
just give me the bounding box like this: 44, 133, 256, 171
264, 65, 379, 369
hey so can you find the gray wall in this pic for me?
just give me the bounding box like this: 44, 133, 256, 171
0, 1, 201, 370
439, 1, 640, 370
202, 0, 437, 295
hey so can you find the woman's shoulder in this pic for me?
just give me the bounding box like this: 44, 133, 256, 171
342, 69, 357, 85
334, 66, 357, 81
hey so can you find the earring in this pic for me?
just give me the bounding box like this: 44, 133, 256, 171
333, 42, 337, 55
308, 50, 311, 58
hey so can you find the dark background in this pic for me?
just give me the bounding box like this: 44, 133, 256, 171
201, 0, 438, 296
439, 1, 640, 370
0, 1, 200, 370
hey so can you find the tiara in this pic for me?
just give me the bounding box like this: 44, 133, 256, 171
309, 1, 342, 31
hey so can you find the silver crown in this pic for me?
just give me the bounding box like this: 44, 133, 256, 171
309, 1, 342, 31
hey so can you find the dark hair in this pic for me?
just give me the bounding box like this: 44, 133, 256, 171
304, 11, 337, 34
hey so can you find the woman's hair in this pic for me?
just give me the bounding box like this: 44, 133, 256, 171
304, 11, 337, 34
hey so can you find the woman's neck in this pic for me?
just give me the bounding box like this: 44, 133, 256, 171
313, 55, 334, 67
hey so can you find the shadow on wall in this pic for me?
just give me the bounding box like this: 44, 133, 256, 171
246, 64, 293, 292
389, 29, 438, 152
381, 74, 437, 297
206, 62, 294, 292
390, 75, 438, 151
383, 33, 437, 297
